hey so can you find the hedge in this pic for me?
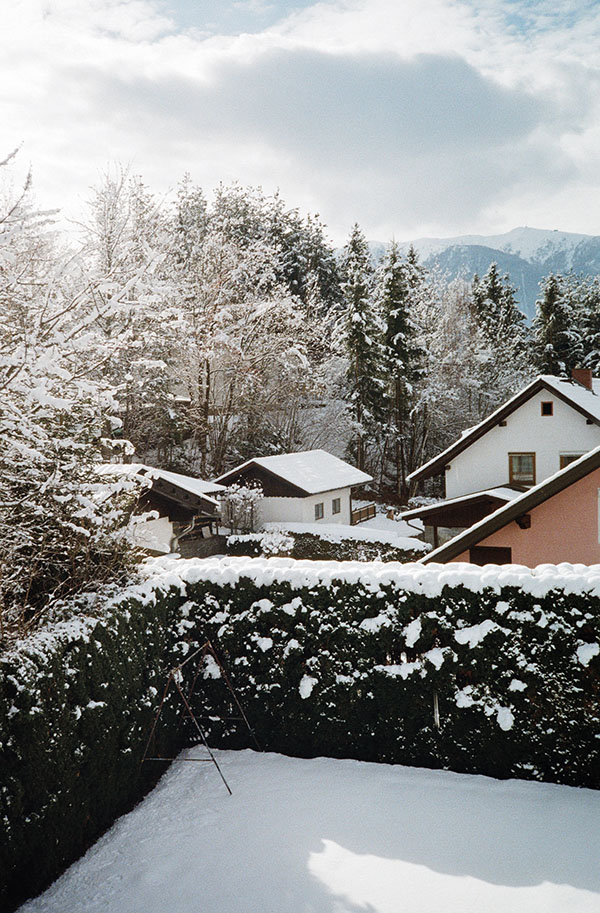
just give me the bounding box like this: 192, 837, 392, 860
227, 529, 428, 562
1, 556, 600, 910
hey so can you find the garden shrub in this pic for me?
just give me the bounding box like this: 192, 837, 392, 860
1, 556, 599, 910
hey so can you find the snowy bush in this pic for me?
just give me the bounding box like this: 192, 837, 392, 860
220, 484, 263, 534
227, 530, 294, 556
2, 556, 600, 909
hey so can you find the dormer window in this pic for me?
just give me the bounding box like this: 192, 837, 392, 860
541, 401, 553, 416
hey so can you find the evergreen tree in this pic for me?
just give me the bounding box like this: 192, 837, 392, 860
377, 241, 423, 502
472, 262, 532, 401
534, 274, 582, 375
577, 276, 600, 372
339, 224, 385, 472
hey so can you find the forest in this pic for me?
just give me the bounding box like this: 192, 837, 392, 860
2, 154, 600, 637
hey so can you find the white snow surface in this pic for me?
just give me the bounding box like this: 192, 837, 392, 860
263, 520, 428, 551
18, 750, 600, 913
99, 463, 225, 501
215, 449, 372, 494
138, 555, 600, 602
405, 226, 594, 266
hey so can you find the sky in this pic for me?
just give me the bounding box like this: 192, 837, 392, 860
2, 0, 600, 244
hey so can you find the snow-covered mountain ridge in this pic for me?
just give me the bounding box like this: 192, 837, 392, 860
403, 226, 597, 266
370, 227, 600, 318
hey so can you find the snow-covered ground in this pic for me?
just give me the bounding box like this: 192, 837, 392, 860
19, 750, 600, 913
263, 512, 427, 551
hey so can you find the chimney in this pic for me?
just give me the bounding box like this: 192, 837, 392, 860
571, 367, 594, 391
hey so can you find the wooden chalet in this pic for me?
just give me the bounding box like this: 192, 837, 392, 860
100, 464, 225, 556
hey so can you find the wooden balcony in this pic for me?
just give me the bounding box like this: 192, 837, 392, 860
351, 503, 376, 525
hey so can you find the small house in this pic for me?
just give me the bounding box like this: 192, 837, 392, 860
213, 450, 373, 526
405, 369, 600, 546
100, 464, 225, 556
420, 444, 600, 566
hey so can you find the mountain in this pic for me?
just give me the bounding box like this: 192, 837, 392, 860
372, 227, 600, 319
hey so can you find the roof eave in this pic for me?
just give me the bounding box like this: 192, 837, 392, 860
408, 377, 600, 484
420, 447, 600, 563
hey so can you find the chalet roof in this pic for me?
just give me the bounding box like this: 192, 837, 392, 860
401, 486, 523, 521
213, 450, 373, 496
408, 375, 600, 484
420, 444, 600, 564
99, 463, 224, 508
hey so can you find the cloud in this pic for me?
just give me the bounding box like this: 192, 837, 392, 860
57, 46, 574, 235
2, 0, 600, 242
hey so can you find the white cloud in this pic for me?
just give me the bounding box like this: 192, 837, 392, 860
2, 0, 600, 243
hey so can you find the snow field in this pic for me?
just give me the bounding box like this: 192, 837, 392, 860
18, 750, 600, 913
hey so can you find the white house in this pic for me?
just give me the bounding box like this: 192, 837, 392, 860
100, 463, 225, 555
404, 370, 600, 546
213, 450, 373, 526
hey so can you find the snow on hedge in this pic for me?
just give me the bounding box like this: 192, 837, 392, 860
262, 520, 428, 551
140, 554, 600, 601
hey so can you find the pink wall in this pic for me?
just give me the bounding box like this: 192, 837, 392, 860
452, 466, 600, 566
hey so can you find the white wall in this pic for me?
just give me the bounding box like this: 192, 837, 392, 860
258, 488, 352, 526
446, 390, 600, 498
133, 516, 174, 554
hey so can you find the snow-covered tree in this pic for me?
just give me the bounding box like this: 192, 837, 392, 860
377, 241, 423, 501
339, 224, 385, 472
471, 263, 531, 401
534, 274, 582, 376
0, 163, 147, 641
220, 483, 263, 533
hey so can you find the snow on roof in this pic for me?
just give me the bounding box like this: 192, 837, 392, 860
401, 486, 522, 519
542, 374, 600, 419
408, 375, 600, 483
215, 450, 373, 495
99, 463, 224, 506
420, 444, 600, 564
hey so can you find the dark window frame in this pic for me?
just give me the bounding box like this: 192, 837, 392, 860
332, 497, 341, 515
541, 401, 553, 416
509, 452, 536, 487
314, 502, 324, 520
560, 453, 584, 469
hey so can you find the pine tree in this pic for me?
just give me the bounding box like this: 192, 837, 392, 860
472, 262, 532, 401
339, 224, 385, 472
377, 241, 423, 502
534, 274, 581, 375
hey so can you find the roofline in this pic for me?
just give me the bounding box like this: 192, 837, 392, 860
407, 377, 600, 484
214, 460, 312, 497
420, 446, 600, 563
401, 487, 517, 520
214, 454, 373, 496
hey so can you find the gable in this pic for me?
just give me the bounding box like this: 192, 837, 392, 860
409, 377, 600, 484
421, 445, 600, 564
215, 450, 372, 496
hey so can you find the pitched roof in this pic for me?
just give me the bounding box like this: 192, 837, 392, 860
213, 450, 373, 495
408, 375, 600, 484
99, 463, 224, 508
420, 444, 600, 564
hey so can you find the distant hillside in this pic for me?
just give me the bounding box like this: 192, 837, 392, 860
371, 227, 600, 319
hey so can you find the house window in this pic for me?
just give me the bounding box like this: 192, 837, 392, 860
509, 453, 536, 486
560, 454, 584, 469
332, 497, 341, 515
315, 502, 324, 520
469, 546, 512, 566
541, 401, 553, 416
